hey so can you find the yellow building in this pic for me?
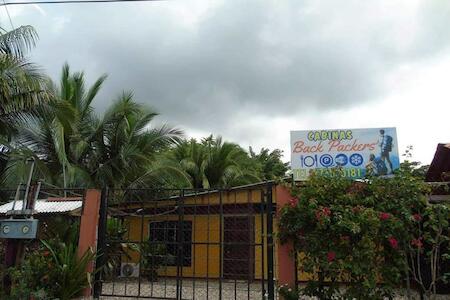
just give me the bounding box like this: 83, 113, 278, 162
110, 183, 277, 281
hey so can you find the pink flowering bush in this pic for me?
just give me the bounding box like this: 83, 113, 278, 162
278, 165, 450, 299
379, 212, 390, 221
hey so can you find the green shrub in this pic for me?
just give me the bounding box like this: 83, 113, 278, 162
140, 242, 172, 281
7, 239, 95, 300
7, 243, 57, 299
102, 218, 130, 279
278, 165, 448, 299
278, 284, 299, 300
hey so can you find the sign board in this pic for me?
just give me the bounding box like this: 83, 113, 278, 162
291, 127, 399, 181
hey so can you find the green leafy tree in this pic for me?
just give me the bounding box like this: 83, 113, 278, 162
102, 218, 140, 279
169, 138, 208, 188
249, 147, 289, 180
0, 26, 49, 137
168, 136, 260, 188
278, 165, 438, 299
408, 203, 450, 298
401, 145, 429, 179
89, 92, 183, 188
0, 26, 49, 186
8, 240, 95, 300
1, 63, 107, 186
139, 242, 170, 281
2, 64, 183, 188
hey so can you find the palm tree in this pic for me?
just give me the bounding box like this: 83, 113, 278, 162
0, 26, 49, 137
2, 63, 105, 187
89, 92, 184, 188
249, 147, 289, 180
2, 64, 183, 189
0, 25, 50, 187
170, 139, 208, 188
168, 136, 260, 189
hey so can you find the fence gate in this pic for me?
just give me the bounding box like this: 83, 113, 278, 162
94, 184, 275, 300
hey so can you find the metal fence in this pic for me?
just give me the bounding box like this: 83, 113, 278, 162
94, 184, 276, 300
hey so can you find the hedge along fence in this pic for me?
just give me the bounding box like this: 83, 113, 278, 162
278, 165, 450, 300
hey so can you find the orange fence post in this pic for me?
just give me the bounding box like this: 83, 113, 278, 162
78, 189, 102, 297
276, 185, 297, 292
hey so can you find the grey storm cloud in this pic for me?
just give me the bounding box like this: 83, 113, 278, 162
8, 0, 450, 132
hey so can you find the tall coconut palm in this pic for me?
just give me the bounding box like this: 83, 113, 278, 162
0, 26, 49, 137
3, 64, 184, 189
0, 26, 49, 187
89, 91, 184, 188
2, 63, 106, 187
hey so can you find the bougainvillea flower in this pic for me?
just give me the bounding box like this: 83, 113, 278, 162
411, 237, 423, 248
327, 251, 336, 262
289, 198, 298, 208
413, 214, 422, 222
388, 236, 398, 249
379, 212, 390, 221
315, 210, 322, 221
322, 207, 331, 216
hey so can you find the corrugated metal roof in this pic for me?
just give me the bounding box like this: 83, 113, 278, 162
0, 199, 82, 215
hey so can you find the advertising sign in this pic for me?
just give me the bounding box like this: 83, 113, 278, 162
291, 127, 399, 181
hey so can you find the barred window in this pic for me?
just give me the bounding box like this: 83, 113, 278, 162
148, 221, 192, 266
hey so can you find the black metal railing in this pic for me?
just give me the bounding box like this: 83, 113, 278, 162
95, 184, 275, 300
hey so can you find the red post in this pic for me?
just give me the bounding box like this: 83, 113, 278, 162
276, 185, 297, 291
78, 189, 101, 297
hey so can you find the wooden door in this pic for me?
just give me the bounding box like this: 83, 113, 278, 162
223, 216, 254, 280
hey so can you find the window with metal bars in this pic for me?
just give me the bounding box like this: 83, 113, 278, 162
148, 221, 192, 266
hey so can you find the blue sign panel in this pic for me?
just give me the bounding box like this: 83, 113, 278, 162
0, 219, 39, 239
291, 127, 400, 180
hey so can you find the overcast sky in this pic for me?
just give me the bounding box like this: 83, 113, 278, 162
3, 0, 450, 164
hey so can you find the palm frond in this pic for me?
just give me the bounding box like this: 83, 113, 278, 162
82, 73, 107, 116
0, 55, 50, 135
0, 25, 38, 58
